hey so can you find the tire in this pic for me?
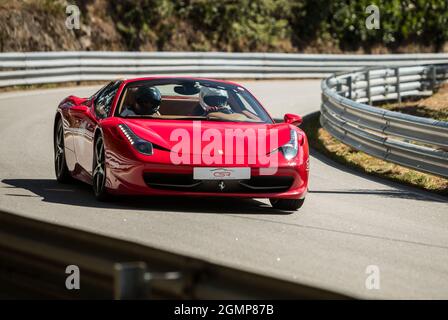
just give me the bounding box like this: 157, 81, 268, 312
54, 119, 72, 183
92, 135, 109, 201
270, 198, 305, 211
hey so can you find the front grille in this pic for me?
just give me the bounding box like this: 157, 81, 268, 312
240, 176, 294, 190
143, 173, 294, 193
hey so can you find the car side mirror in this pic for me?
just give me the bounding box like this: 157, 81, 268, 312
284, 113, 302, 126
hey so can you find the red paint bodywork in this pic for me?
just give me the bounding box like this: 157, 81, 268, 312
55, 77, 309, 200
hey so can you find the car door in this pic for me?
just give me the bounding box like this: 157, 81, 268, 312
73, 81, 121, 175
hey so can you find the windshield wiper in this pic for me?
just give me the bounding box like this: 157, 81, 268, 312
121, 115, 259, 122
121, 115, 159, 119
171, 116, 209, 120
206, 116, 262, 123
205, 117, 235, 122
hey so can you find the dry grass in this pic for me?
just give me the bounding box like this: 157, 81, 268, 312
380, 82, 448, 121
302, 114, 448, 195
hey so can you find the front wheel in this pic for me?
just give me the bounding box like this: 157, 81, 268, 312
92, 136, 109, 201
54, 120, 72, 183
270, 198, 305, 211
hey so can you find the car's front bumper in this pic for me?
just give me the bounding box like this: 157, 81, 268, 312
107, 163, 308, 200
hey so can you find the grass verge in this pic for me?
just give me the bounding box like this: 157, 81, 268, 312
379, 83, 448, 122
301, 113, 448, 196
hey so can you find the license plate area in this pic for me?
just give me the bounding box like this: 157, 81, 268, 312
193, 167, 250, 180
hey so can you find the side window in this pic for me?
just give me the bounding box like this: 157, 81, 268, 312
94, 81, 121, 119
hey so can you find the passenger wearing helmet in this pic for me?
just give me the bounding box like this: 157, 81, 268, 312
193, 87, 234, 116
121, 86, 162, 116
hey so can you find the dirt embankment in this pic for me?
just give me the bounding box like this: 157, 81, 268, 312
0, 0, 125, 52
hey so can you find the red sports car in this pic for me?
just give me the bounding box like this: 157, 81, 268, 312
54, 77, 309, 210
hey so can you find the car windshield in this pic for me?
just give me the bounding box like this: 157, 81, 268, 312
116, 79, 273, 123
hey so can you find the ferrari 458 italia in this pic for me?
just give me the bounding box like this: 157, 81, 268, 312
54, 77, 309, 210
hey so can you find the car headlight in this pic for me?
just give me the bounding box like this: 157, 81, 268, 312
280, 129, 299, 160
118, 124, 153, 156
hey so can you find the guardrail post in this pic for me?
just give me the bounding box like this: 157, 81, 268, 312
347, 76, 352, 99
366, 70, 371, 105
431, 65, 437, 93
395, 67, 401, 106
77, 52, 82, 86
336, 82, 342, 93
114, 262, 147, 299
114, 262, 182, 299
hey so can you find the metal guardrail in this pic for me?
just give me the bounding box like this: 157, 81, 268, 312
321, 64, 448, 178
2, 51, 448, 86
0, 209, 349, 299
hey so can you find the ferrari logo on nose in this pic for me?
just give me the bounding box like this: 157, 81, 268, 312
218, 181, 226, 191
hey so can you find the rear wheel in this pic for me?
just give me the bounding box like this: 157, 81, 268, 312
54, 120, 72, 183
92, 136, 109, 201
270, 198, 305, 211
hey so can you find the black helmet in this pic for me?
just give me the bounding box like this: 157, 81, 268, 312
134, 86, 162, 115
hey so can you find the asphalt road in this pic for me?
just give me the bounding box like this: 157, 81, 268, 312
0, 80, 447, 299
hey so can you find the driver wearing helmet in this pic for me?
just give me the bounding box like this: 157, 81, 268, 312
121, 86, 162, 116
193, 87, 234, 116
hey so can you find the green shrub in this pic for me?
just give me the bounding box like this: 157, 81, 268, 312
19, 0, 448, 52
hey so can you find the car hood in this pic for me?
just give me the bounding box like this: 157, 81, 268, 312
121, 119, 293, 156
